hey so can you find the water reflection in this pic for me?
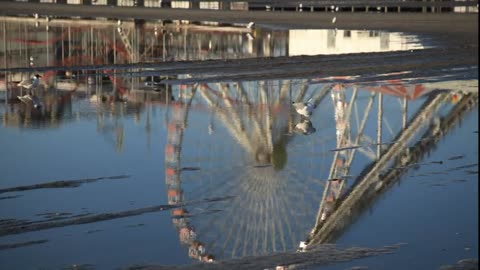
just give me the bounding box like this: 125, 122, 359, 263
159, 78, 475, 261
0, 72, 477, 266
0, 18, 426, 72
0, 18, 477, 270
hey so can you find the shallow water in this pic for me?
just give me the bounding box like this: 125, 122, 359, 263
0, 18, 478, 270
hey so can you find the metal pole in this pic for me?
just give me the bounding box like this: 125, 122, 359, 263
91, 26, 94, 65
61, 24, 64, 64
24, 22, 29, 68
402, 96, 408, 129
113, 27, 116, 64
46, 26, 50, 66
163, 31, 166, 62
113, 26, 116, 95
183, 28, 187, 60
3, 20, 6, 69
68, 25, 71, 58
3, 20, 7, 106
377, 93, 383, 158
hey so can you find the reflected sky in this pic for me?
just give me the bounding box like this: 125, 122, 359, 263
0, 74, 477, 269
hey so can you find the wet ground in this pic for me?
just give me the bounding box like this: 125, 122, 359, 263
0, 9, 478, 270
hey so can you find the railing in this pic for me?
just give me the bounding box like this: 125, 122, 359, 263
4, 0, 479, 13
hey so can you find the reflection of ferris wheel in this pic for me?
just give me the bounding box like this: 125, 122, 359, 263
163, 77, 441, 262
163, 79, 387, 261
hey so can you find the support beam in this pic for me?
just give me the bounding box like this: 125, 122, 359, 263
376, 93, 383, 158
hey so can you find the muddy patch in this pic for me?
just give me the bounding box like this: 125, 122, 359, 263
0, 175, 131, 194
0, 239, 48, 251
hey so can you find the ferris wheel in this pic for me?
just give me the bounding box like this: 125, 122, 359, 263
162, 79, 404, 262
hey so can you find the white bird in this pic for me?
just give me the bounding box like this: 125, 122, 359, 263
332, 16, 337, 24
335, 6, 339, 12
17, 74, 42, 90
87, 76, 95, 85
33, 13, 39, 19
17, 94, 32, 103
297, 241, 308, 253
246, 22, 255, 29
17, 92, 42, 108
292, 98, 316, 118
294, 119, 316, 135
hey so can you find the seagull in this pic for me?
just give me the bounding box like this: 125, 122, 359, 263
332, 16, 337, 24
298, 241, 307, 252
17, 74, 42, 90
292, 98, 316, 118
17, 92, 42, 108
17, 94, 32, 103
144, 76, 164, 87
246, 22, 255, 29
294, 119, 316, 135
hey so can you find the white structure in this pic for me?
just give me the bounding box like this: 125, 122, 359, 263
288, 29, 425, 56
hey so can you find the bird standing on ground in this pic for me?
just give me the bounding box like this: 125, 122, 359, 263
292, 98, 316, 118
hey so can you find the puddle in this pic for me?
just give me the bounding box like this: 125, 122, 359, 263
0, 16, 477, 270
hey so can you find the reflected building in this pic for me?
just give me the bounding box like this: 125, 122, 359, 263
288, 29, 425, 56
1, 19, 424, 72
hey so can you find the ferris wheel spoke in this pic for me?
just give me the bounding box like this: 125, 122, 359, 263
279, 80, 292, 101
262, 196, 269, 254
269, 195, 278, 252
242, 197, 258, 257
276, 191, 301, 248
294, 80, 309, 102
204, 203, 240, 253
275, 203, 288, 252
231, 204, 251, 258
